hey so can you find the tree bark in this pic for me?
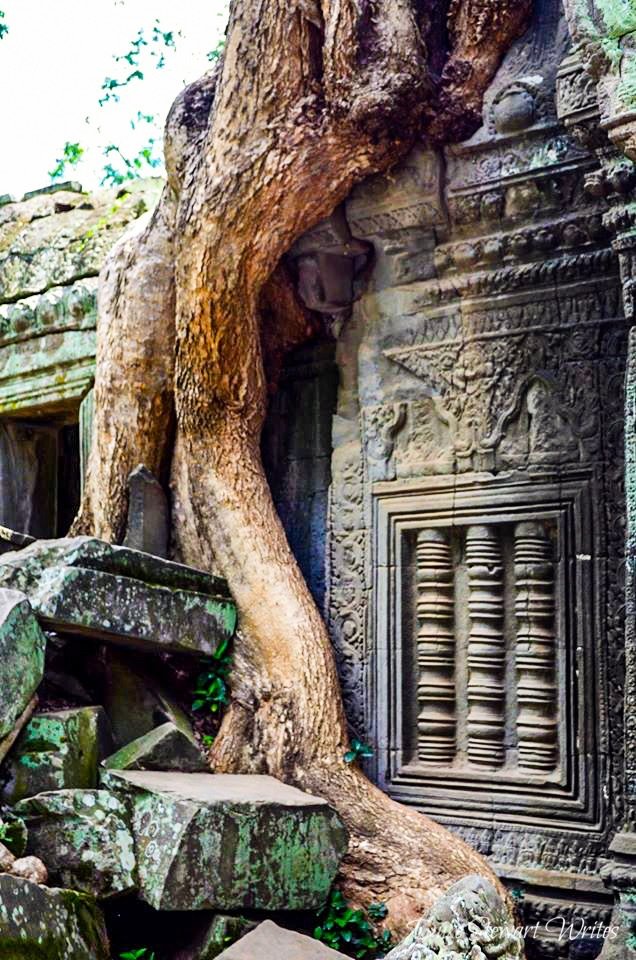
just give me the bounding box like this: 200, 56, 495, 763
75, 0, 531, 937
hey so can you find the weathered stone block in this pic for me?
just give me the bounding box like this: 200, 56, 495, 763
0, 874, 109, 959
15, 789, 137, 899
0, 588, 45, 741
124, 463, 169, 558
0, 537, 236, 657
1, 706, 112, 804
215, 920, 349, 959
102, 770, 347, 912
103, 721, 208, 773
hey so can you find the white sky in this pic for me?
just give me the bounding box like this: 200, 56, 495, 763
0, 0, 229, 197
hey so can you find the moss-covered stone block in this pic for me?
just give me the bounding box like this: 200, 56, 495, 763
15, 789, 137, 899
103, 721, 208, 773
102, 770, 347, 912
0, 588, 46, 740
0, 874, 109, 959
0, 536, 236, 657
1, 706, 112, 804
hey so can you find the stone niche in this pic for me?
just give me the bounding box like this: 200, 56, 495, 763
306, 0, 629, 954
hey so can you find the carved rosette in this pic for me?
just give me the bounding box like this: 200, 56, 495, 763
415, 528, 456, 763
465, 525, 506, 767
514, 521, 558, 771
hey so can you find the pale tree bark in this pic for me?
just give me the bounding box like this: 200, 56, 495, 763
74, 0, 531, 937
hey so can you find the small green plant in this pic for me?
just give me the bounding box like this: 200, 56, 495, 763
315, 890, 392, 958
207, 39, 225, 62
49, 141, 85, 180
0, 11, 7, 40
344, 739, 374, 765
0, 815, 26, 855
192, 636, 233, 714
201, 733, 215, 748
119, 949, 155, 960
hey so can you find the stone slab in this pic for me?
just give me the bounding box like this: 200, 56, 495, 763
15, 788, 137, 899
215, 921, 349, 959
0, 588, 46, 740
102, 770, 347, 912
124, 464, 169, 558
0, 537, 236, 657
0, 874, 109, 959
1, 706, 112, 804
103, 721, 208, 773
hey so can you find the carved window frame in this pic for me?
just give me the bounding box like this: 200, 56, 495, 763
371, 468, 606, 831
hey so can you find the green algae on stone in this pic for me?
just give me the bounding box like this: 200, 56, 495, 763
0, 874, 109, 960
0, 588, 46, 740
103, 721, 208, 773
0, 536, 237, 658
1, 706, 112, 805
101, 770, 347, 912
15, 789, 137, 899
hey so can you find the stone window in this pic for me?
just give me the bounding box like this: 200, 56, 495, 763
373, 470, 603, 829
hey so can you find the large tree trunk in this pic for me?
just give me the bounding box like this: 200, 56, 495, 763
74, 0, 531, 937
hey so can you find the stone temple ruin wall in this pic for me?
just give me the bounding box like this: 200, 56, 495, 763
0, 178, 162, 538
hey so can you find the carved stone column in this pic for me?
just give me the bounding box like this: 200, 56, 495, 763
415, 528, 456, 763
514, 521, 558, 772
465, 525, 505, 768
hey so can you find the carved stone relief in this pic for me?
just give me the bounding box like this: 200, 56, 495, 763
323, 0, 628, 952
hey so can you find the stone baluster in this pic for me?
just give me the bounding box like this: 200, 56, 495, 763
514, 521, 558, 771
466, 525, 506, 768
415, 528, 456, 763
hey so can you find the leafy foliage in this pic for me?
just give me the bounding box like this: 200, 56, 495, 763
192, 636, 233, 714
119, 950, 155, 960
0, 10, 7, 40
344, 739, 374, 764
102, 138, 161, 186
207, 38, 225, 62
99, 21, 178, 106
49, 19, 179, 188
315, 890, 392, 958
49, 142, 85, 181
0, 814, 26, 856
